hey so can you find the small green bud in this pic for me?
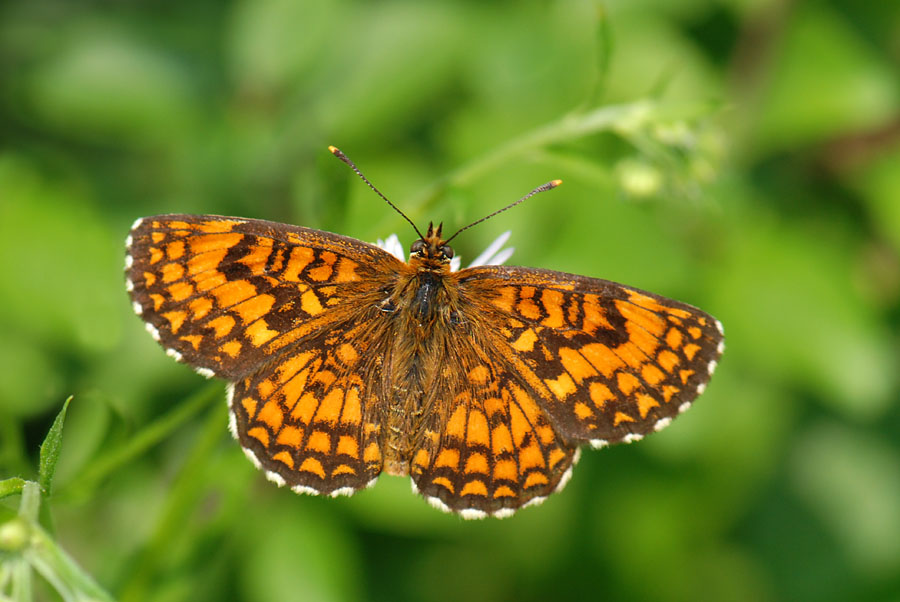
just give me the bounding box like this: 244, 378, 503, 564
0, 518, 29, 552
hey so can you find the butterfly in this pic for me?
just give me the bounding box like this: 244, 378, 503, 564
125, 147, 724, 519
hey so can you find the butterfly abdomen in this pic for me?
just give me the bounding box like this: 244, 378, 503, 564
378, 266, 462, 475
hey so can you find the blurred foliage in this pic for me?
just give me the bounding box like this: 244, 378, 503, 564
1, 0, 899, 600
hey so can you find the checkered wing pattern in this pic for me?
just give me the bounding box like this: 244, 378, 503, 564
457, 266, 725, 448
126, 215, 402, 380
229, 316, 391, 495
409, 355, 579, 518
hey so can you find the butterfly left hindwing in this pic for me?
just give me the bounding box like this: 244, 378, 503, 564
229, 318, 388, 496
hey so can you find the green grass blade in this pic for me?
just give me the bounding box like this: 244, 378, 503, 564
38, 396, 73, 497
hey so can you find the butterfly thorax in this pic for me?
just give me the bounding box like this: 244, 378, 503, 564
398, 223, 457, 324
380, 224, 462, 475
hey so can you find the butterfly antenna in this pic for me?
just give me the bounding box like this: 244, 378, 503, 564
329, 146, 425, 241
444, 179, 563, 244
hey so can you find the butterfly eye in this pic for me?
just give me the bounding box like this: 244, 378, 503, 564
440, 245, 454, 259
410, 240, 426, 254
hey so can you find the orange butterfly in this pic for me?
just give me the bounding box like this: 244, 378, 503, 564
125, 147, 723, 519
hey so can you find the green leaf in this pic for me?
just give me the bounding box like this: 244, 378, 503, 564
0, 477, 26, 500
38, 396, 72, 497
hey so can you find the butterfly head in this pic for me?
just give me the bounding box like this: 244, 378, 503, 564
410, 222, 454, 264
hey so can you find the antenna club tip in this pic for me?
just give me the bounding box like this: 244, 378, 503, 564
328, 145, 341, 155
550, 179, 563, 187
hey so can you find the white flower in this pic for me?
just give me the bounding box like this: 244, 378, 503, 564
375, 234, 405, 262
375, 230, 514, 272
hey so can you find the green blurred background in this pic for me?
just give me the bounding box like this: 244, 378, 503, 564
1, 0, 899, 600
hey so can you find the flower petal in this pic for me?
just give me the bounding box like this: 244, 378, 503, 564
487, 246, 514, 266
468, 231, 512, 267
375, 234, 405, 261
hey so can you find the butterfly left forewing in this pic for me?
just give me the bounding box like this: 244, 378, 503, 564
457, 265, 724, 448
126, 215, 403, 380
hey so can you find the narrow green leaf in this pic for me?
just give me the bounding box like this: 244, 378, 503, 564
38, 396, 72, 497
0, 477, 26, 500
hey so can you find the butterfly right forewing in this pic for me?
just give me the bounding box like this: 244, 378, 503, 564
456, 265, 725, 448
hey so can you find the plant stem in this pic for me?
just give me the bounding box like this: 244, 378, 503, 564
406, 100, 655, 213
